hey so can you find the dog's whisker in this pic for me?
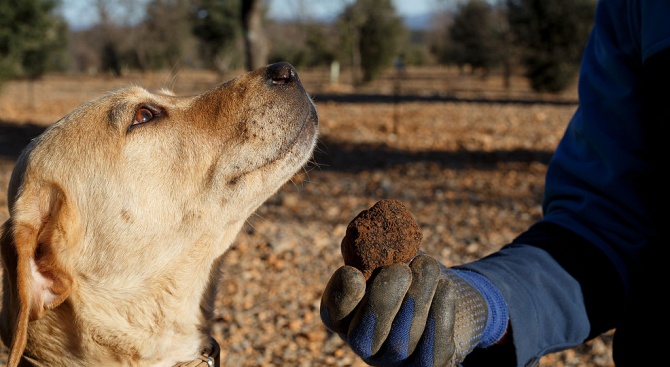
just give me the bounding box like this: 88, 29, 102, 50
288, 179, 302, 191
166, 62, 184, 91
250, 211, 269, 222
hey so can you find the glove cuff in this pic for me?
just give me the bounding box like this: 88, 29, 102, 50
451, 269, 509, 348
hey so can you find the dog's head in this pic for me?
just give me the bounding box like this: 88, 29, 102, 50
0, 62, 318, 365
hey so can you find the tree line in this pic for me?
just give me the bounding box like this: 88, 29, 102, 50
0, 0, 597, 93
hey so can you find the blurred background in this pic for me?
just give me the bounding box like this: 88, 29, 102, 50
1, 0, 596, 93
1, 1, 616, 366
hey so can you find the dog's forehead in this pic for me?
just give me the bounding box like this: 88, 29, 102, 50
106, 85, 185, 106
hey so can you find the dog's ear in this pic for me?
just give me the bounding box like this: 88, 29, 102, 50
1, 184, 74, 366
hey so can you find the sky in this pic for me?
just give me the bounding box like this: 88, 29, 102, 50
268, 0, 441, 20
59, 0, 444, 30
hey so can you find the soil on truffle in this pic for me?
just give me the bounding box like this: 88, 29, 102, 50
341, 199, 422, 279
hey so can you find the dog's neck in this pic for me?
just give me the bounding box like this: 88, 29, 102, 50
19, 230, 236, 366
20, 269, 220, 365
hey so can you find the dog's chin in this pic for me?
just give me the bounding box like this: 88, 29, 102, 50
221, 109, 318, 221
270, 99, 317, 166
228, 92, 318, 175
269, 103, 319, 171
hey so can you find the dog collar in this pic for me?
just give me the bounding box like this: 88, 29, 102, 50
21, 336, 220, 366
175, 336, 221, 367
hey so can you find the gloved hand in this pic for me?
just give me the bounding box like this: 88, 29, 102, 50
320, 253, 508, 367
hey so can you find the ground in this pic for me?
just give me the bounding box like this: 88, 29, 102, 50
0, 66, 614, 366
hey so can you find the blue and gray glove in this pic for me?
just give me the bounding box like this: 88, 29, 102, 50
320, 253, 509, 367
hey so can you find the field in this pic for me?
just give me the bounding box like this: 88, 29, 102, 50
0, 66, 614, 366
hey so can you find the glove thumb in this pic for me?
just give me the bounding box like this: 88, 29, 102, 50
320, 265, 366, 335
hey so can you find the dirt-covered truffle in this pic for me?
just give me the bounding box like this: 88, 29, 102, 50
341, 199, 422, 279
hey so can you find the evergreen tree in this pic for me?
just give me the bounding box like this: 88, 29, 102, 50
447, 0, 501, 75
0, 0, 67, 83
192, 0, 243, 73
338, 0, 407, 83
303, 24, 336, 67
138, 0, 194, 70
507, 0, 597, 93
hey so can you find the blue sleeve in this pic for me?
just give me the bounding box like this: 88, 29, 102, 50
459, 223, 623, 366
540, 0, 664, 290
458, 0, 665, 365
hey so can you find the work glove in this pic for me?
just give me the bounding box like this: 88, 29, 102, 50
320, 253, 508, 367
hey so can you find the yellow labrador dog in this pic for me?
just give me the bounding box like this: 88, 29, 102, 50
0, 62, 318, 366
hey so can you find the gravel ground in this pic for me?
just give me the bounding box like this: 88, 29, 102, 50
0, 68, 615, 366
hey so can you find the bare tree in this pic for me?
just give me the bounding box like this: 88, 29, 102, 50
137, 0, 195, 71
95, 0, 122, 76
241, 0, 268, 70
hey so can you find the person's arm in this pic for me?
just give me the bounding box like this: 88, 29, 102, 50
465, 1, 667, 364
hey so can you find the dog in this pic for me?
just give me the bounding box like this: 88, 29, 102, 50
0, 62, 318, 366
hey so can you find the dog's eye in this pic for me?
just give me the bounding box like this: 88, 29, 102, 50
133, 108, 154, 125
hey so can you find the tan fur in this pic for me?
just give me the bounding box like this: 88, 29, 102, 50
0, 63, 318, 366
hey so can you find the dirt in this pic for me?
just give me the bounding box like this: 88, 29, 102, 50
342, 199, 422, 279
0, 67, 614, 366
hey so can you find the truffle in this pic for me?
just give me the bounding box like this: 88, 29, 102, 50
341, 199, 422, 279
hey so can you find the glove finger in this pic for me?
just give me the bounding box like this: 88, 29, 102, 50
348, 263, 412, 358
422, 276, 456, 367
405, 254, 441, 354
320, 265, 367, 335
369, 254, 441, 365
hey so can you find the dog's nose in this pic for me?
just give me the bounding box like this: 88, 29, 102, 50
266, 62, 297, 86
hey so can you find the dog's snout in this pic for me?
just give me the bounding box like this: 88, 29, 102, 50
267, 62, 297, 86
